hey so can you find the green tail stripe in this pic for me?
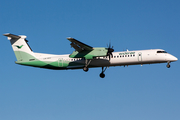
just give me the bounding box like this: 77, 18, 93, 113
14, 51, 35, 62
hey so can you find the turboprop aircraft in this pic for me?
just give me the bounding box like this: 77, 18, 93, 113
4, 33, 178, 78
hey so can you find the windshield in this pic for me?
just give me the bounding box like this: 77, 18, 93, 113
157, 51, 167, 53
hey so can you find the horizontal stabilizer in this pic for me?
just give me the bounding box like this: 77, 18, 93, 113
3, 33, 21, 39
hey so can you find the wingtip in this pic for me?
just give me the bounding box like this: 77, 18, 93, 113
67, 37, 74, 40
3, 33, 10, 36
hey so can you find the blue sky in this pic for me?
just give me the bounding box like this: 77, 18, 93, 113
1, 0, 180, 120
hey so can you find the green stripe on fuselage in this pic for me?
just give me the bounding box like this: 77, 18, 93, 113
14, 51, 87, 69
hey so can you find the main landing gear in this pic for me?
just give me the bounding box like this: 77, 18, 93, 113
83, 59, 91, 72
82, 59, 107, 78
83, 66, 107, 78
83, 66, 89, 72
99, 67, 107, 78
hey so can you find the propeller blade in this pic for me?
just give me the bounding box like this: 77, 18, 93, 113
106, 40, 114, 61
110, 52, 113, 56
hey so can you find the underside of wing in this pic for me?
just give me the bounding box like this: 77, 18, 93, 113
67, 37, 93, 52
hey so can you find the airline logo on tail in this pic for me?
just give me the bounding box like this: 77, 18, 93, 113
15, 45, 23, 49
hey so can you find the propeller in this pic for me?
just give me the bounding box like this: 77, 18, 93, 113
107, 41, 114, 61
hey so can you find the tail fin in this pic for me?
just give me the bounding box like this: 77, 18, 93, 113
4, 33, 36, 62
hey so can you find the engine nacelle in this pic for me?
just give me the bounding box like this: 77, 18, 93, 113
69, 47, 108, 59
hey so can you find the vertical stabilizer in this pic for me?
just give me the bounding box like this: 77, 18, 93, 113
4, 33, 36, 62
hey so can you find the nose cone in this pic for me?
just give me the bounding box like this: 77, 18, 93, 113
170, 56, 178, 62
165, 54, 178, 62
174, 56, 178, 61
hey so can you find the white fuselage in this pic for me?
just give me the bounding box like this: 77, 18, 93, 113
35, 49, 178, 69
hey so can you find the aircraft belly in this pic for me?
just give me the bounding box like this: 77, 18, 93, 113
90, 59, 110, 67
110, 58, 138, 66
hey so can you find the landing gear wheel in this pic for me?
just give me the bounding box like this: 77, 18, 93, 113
100, 72, 105, 78
99, 67, 107, 78
83, 67, 89, 72
167, 64, 170, 68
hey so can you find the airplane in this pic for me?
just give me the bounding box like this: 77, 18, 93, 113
4, 33, 178, 78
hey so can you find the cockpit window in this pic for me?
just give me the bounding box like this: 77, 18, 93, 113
157, 51, 167, 53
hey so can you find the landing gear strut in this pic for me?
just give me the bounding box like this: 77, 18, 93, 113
83, 59, 91, 72
99, 67, 107, 78
167, 62, 171, 68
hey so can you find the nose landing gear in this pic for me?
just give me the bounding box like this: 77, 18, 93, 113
99, 67, 107, 78
167, 62, 170, 68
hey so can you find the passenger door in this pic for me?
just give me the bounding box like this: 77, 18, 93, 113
58, 58, 63, 67
138, 52, 142, 61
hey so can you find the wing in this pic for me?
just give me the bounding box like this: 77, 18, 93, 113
67, 37, 93, 52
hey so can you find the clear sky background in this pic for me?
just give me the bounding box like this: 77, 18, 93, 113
0, 0, 180, 120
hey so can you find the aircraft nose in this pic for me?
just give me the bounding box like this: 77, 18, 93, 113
171, 56, 178, 61
174, 56, 178, 61
166, 54, 178, 62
